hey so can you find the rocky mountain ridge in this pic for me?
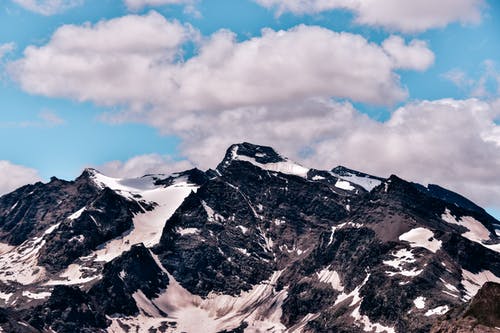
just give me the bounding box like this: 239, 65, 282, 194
0, 142, 498, 332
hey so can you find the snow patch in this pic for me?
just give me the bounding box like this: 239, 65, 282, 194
442, 209, 499, 253
45, 263, 100, 286
44, 223, 61, 235
68, 207, 86, 220
328, 222, 364, 245
235, 247, 251, 257
335, 180, 355, 191
413, 297, 426, 309
22, 290, 51, 300
287, 313, 320, 333
258, 226, 274, 252
316, 267, 344, 291
273, 218, 286, 226
133, 290, 162, 317
0, 292, 13, 303
351, 306, 395, 333
202, 201, 225, 222
399, 228, 441, 253
148, 268, 288, 333
94, 181, 198, 262
176, 228, 200, 236
0, 243, 14, 255
233, 153, 309, 178
332, 172, 382, 191
237, 225, 248, 234
0, 234, 47, 285
424, 305, 449, 316
461, 269, 500, 301
383, 248, 422, 277
334, 273, 370, 307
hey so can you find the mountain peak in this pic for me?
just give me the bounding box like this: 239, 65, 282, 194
78, 167, 102, 179
223, 142, 286, 165
217, 142, 310, 178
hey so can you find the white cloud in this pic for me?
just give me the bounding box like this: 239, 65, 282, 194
254, 0, 484, 33
0, 43, 16, 81
38, 109, 65, 127
96, 154, 194, 178
8, 11, 499, 210
124, 0, 194, 11
12, 0, 83, 15
0, 161, 41, 195
0, 43, 15, 60
382, 36, 434, 71
443, 60, 500, 97
308, 98, 500, 209
133, 98, 500, 210
442, 69, 473, 88
9, 12, 435, 113
9, 12, 196, 107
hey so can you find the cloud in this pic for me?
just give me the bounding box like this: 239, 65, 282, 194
96, 154, 194, 178
0, 161, 41, 195
11, 0, 83, 15
124, 0, 194, 11
0, 43, 15, 60
154, 97, 499, 210
93, 97, 500, 212
0, 43, 16, 80
37, 109, 66, 127
8, 11, 498, 210
442, 68, 473, 88
443, 60, 500, 97
9, 12, 434, 114
382, 36, 434, 71
254, 0, 484, 33
0, 110, 65, 128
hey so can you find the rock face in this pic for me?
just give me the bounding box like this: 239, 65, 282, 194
0, 142, 498, 333
430, 282, 500, 333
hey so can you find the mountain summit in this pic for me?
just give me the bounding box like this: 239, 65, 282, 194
0, 143, 498, 333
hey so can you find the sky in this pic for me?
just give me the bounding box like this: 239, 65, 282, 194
0, 0, 499, 219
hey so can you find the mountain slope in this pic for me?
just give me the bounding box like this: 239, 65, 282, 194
0, 142, 498, 333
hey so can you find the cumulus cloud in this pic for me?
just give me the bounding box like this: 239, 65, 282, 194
7, 11, 498, 210
0, 161, 41, 195
9, 12, 434, 113
12, 0, 83, 15
254, 0, 484, 33
155, 98, 499, 210
382, 36, 434, 71
96, 154, 194, 178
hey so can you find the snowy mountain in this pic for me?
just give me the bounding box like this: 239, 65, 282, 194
0, 142, 498, 333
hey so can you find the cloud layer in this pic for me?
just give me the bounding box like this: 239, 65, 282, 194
12, 0, 83, 15
164, 98, 500, 209
0, 161, 41, 195
6, 11, 500, 211
254, 0, 484, 32
10, 12, 434, 113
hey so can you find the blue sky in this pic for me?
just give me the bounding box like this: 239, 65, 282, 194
0, 0, 500, 218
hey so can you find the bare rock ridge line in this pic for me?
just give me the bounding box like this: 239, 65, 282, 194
0, 142, 498, 332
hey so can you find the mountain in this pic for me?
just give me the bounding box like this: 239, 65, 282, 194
0, 142, 498, 333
